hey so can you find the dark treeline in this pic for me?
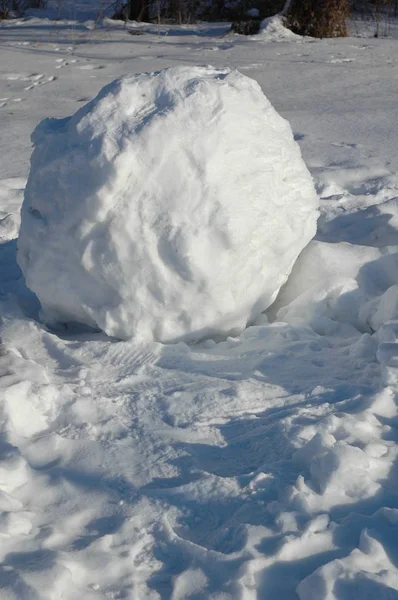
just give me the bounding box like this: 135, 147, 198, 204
1, 0, 397, 38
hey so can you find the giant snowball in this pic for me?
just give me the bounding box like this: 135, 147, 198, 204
17, 66, 318, 343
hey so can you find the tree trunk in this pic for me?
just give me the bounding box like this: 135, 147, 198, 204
128, 0, 148, 21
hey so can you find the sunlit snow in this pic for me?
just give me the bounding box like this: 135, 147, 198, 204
1, 8, 398, 600
17, 65, 318, 342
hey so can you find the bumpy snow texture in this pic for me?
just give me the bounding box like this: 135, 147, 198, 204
17, 66, 319, 343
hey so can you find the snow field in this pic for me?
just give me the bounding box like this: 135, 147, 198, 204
0, 290, 396, 598
2, 186, 398, 597
1, 13, 398, 600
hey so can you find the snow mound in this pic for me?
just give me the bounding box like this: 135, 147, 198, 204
258, 15, 304, 42
270, 240, 398, 337
17, 66, 318, 343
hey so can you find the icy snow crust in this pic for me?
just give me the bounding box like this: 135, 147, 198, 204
17, 66, 318, 342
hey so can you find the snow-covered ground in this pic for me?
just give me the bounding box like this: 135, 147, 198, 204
1, 10, 398, 599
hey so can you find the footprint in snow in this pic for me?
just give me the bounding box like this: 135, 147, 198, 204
1, 73, 56, 91
10, 41, 31, 47
25, 76, 57, 91
4, 73, 28, 81
55, 58, 78, 69
0, 97, 23, 108
54, 58, 104, 71
238, 63, 263, 70
329, 57, 355, 63
330, 141, 359, 149
76, 64, 105, 70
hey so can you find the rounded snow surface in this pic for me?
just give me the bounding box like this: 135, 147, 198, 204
18, 66, 318, 343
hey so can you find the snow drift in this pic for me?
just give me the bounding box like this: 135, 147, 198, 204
258, 15, 304, 42
17, 65, 319, 343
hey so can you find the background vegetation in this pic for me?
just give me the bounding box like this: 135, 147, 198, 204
1, 0, 397, 39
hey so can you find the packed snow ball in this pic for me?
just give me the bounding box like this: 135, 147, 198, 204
17, 66, 319, 343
